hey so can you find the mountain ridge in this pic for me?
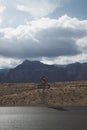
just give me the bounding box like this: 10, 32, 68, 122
0, 60, 87, 83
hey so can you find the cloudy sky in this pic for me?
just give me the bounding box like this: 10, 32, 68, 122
0, 0, 87, 68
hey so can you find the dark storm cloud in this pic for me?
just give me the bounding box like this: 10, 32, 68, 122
35, 28, 81, 57
0, 15, 87, 59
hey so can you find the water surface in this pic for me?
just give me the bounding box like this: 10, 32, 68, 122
0, 106, 87, 130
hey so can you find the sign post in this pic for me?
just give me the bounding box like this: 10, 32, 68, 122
37, 76, 50, 104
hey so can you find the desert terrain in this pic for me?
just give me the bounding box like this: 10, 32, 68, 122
0, 81, 87, 106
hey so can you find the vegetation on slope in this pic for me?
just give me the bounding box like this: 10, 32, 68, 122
0, 81, 87, 106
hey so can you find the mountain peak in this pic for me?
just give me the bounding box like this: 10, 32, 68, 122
15, 59, 44, 70
22, 59, 30, 64
22, 60, 41, 65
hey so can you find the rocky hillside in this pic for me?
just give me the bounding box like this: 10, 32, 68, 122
1, 60, 87, 83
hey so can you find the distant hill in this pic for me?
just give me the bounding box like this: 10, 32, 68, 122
1, 60, 87, 83
0, 69, 9, 74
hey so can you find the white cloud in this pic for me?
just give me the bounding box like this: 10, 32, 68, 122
0, 56, 21, 69
0, 0, 87, 68
76, 37, 87, 52
0, 5, 6, 25
0, 15, 87, 68
16, 0, 61, 18
41, 53, 87, 65
0, 16, 2, 24
0, 0, 70, 27
0, 5, 6, 13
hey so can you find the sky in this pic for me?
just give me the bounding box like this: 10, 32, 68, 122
0, 0, 87, 68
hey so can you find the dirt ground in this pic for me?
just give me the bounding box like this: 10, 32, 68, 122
0, 81, 87, 106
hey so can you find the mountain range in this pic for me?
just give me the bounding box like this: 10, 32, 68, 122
0, 60, 87, 83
